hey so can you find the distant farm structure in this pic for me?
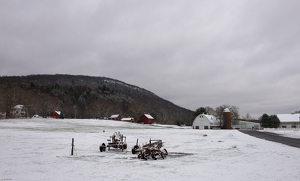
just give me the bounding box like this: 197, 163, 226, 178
109, 114, 121, 121
192, 113, 220, 129
138, 114, 154, 124
50, 111, 61, 118
277, 114, 300, 129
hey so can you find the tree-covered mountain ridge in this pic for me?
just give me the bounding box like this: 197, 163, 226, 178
4, 74, 156, 97
0, 74, 193, 125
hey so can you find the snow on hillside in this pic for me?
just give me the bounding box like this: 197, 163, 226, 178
1, 119, 300, 181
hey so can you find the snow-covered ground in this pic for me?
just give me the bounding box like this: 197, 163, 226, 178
260, 128, 300, 139
1, 119, 299, 181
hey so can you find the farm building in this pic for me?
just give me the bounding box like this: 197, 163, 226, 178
109, 114, 121, 121
11, 105, 28, 118
192, 114, 220, 129
50, 111, 61, 118
121, 117, 134, 122
277, 114, 300, 128
223, 108, 231, 129
232, 121, 261, 130
138, 114, 154, 124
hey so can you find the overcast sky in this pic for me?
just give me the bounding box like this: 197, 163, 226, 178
1, 0, 299, 118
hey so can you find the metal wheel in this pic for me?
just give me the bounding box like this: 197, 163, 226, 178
138, 149, 150, 160
132, 145, 139, 154
151, 153, 157, 160
142, 152, 149, 160
161, 148, 168, 159
99, 143, 106, 152
138, 152, 143, 159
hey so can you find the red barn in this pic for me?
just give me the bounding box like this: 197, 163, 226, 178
138, 114, 154, 124
50, 111, 61, 118
121, 117, 134, 122
109, 114, 121, 121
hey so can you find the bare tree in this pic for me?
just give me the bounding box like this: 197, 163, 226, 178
205, 106, 215, 115
3, 87, 16, 118
38, 94, 58, 118
128, 102, 146, 121
214, 104, 240, 126
242, 113, 252, 121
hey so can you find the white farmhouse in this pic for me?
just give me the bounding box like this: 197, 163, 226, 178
277, 114, 300, 128
11, 105, 28, 118
192, 114, 220, 129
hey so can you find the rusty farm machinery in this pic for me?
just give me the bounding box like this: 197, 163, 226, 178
99, 131, 127, 152
99, 132, 168, 160
131, 139, 168, 160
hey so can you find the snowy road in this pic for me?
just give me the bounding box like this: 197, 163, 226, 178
1, 119, 299, 181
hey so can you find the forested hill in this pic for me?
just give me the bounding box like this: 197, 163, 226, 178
0, 74, 194, 125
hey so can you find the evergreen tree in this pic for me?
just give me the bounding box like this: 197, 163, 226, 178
269, 115, 280, 128
260, 114, 280, 128
193, 107, 207, 118
5, 79, 12, 89
30, 82, 36, 88
260, 113, 270, 128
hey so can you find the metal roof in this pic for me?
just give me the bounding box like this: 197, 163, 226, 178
277, 114, 300, 123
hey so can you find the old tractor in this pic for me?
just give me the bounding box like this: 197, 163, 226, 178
99, 132, 127, 152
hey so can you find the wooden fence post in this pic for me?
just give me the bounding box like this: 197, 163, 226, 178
71, 138, 74, 155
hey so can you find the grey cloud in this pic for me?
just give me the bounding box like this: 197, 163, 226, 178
1, 0, 299, 118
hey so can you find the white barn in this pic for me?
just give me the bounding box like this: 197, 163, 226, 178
192, 114, 220, 129
277, 114, 300, 128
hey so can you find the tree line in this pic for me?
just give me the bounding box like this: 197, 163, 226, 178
0, 77, 193, 125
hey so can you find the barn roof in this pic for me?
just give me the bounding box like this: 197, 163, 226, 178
110, 114, 120, 118
277, 114, 300, 123
205, 115, 220, 125
121, 118, 133, 121
196, 114, 220, 125
14, 105, 24, 109
144, 114, 154, 119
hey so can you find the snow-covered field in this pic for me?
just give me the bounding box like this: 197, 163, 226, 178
1, 119, 299, 181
